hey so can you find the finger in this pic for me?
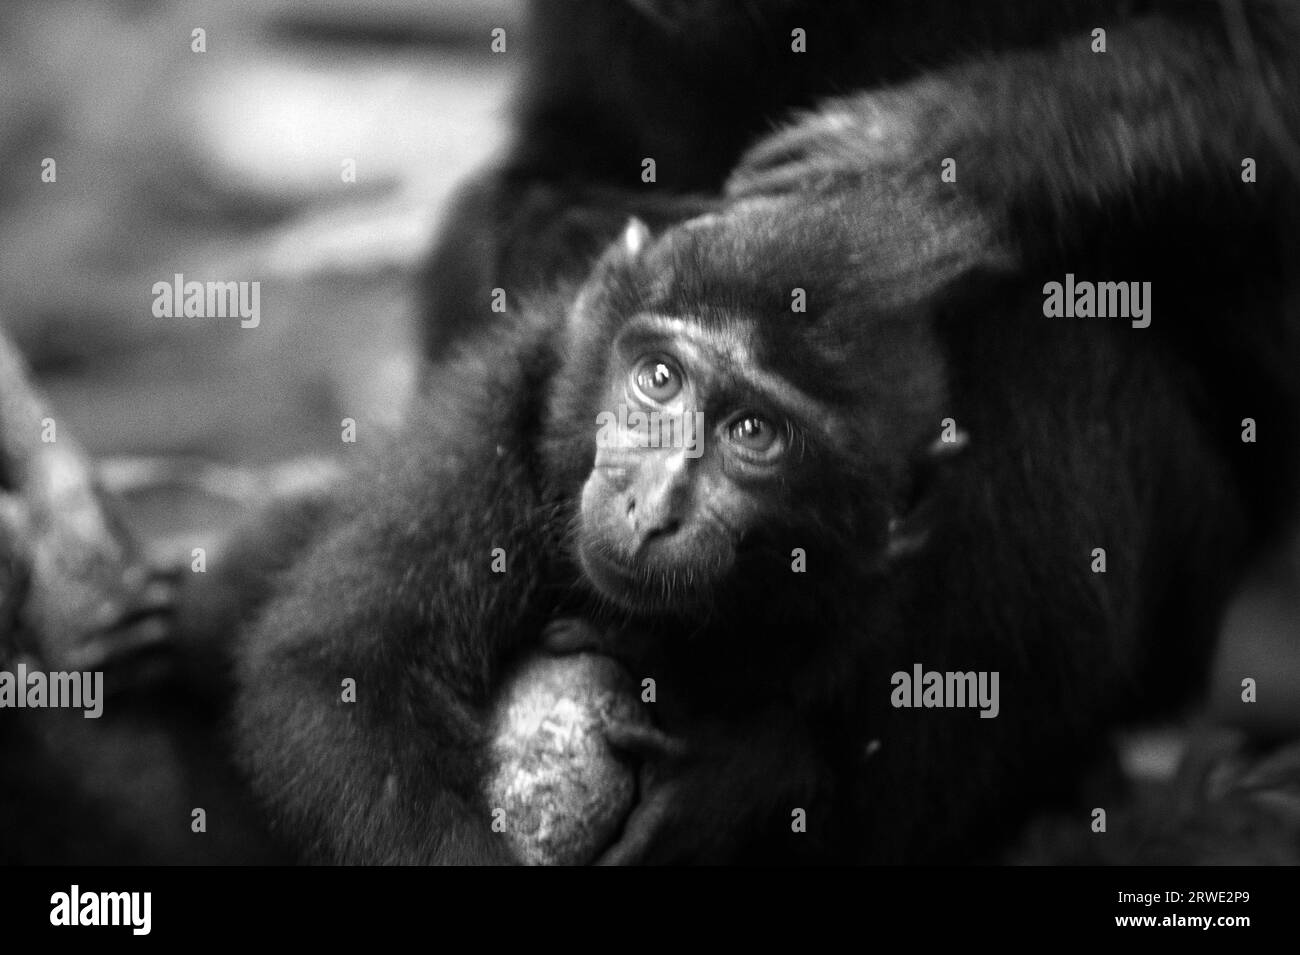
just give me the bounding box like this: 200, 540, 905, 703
735, 121, 822, 174
603, 720, 687, 759
540, 617, 606, 654
594, 794, 674, 866
726, 163, 808, 198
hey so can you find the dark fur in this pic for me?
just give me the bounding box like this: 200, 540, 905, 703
236, 0, 1300, 862
420, 0, 1299, 357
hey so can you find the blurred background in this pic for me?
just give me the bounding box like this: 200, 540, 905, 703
0, 0, 517, 463
0, 0, 531, 584
0, 0, 525, 863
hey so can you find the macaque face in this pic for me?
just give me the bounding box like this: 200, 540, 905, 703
576, 311, 827, 614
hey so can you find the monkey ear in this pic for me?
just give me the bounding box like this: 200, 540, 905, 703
586, 217, 652, 288
587, 217, 652, 279
568, 219, 654, 329
620, 217, 652, 257
885, 426, 971, 564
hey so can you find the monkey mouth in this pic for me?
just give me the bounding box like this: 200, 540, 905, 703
577, 545, 644, 607
577, 543, 714, 616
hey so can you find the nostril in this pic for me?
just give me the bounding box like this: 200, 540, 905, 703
640, 517, 681, 546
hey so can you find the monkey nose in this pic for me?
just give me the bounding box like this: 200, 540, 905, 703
637, 516, 682, 550
626, 497, 683, 550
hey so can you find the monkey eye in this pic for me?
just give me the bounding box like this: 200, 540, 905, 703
631, 355, 683, 403
727, 412, 784, 457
